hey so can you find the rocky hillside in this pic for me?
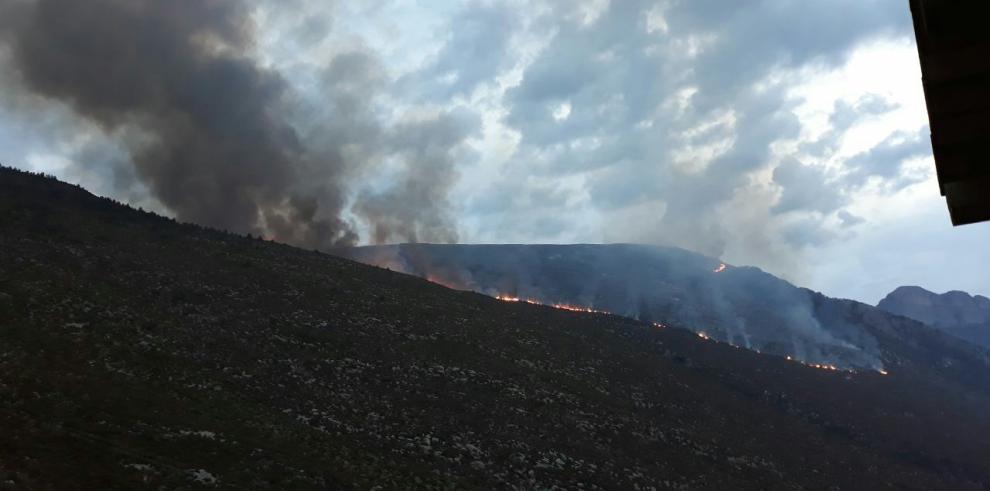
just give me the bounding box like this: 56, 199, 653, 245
879, 285, 990, 349
3, 166, 990, 489
343, 244, 990, 380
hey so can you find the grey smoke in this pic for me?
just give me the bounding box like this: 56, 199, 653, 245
344, 243, 885, 370
0, 0, 472, 247
354, 109, 480, 244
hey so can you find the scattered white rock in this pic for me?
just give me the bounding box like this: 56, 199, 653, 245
189, 469, 218, 485
179, 430, 218, 440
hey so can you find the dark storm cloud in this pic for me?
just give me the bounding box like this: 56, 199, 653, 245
0, 0, 477, 248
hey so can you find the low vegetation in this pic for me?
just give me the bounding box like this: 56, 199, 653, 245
2, 167, 989, 489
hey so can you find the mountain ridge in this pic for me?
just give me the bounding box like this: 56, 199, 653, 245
879, 285, 990, 349
343, 243, 990, 381
3, 166, 990, 489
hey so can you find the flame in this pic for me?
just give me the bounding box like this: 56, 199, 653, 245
489, 290, 887, 375
426, 275, 462, 290
494, 295, 540, 305
495, 295, 608, 314
387, 258, 887, 375
550, 302, 607, 314
780, 353, 882, 374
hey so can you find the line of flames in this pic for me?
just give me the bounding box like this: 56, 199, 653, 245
696, 331, 887, 375
495, 295, 613, 315
493, 294, 888, 376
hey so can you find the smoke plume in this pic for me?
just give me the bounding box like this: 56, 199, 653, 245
345, 243, 885, 370
354, 110, 478, 244
0, 0, 470, 247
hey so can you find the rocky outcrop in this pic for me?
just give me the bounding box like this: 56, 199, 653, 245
878, 286, 990, 349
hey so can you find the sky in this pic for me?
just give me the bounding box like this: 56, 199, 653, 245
0, 0, 987, 305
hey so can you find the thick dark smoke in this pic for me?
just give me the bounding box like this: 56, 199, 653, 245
0, 0, 469, 247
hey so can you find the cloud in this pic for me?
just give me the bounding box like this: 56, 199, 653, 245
830, 94, 899, 129
801, 93, 900, 157
772, 159, 844, 215
489, 0, 912, 264
780, 218, 838, 247
405, 2, 520, 101
842, 126, 931, 189
3, 0, 978, 302
837, 209, 865, 228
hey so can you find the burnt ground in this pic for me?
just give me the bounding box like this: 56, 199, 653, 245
2, 166, 990, 490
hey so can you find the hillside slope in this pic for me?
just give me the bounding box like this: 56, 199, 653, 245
2, 167, 990, 489
879, 285, 990, 349
344, 244, 990, 384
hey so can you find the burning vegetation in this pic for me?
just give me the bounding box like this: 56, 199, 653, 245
6, 168, 988, 489
344, 244, 891, 375
493, 291, 886, 375
495, 295, 609, 314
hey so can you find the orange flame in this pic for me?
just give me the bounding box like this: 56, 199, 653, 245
713, 263, 727, 273
495, 295, 540, 305
495, 295, 608, 314
490, 290, 888, 376
425, 275, 463, 290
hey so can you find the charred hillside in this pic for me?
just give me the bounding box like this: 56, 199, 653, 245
344, 243, 990, 387
3, 166, 990, 489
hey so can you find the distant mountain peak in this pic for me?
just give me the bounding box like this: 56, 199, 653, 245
878, 285, 990, 348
